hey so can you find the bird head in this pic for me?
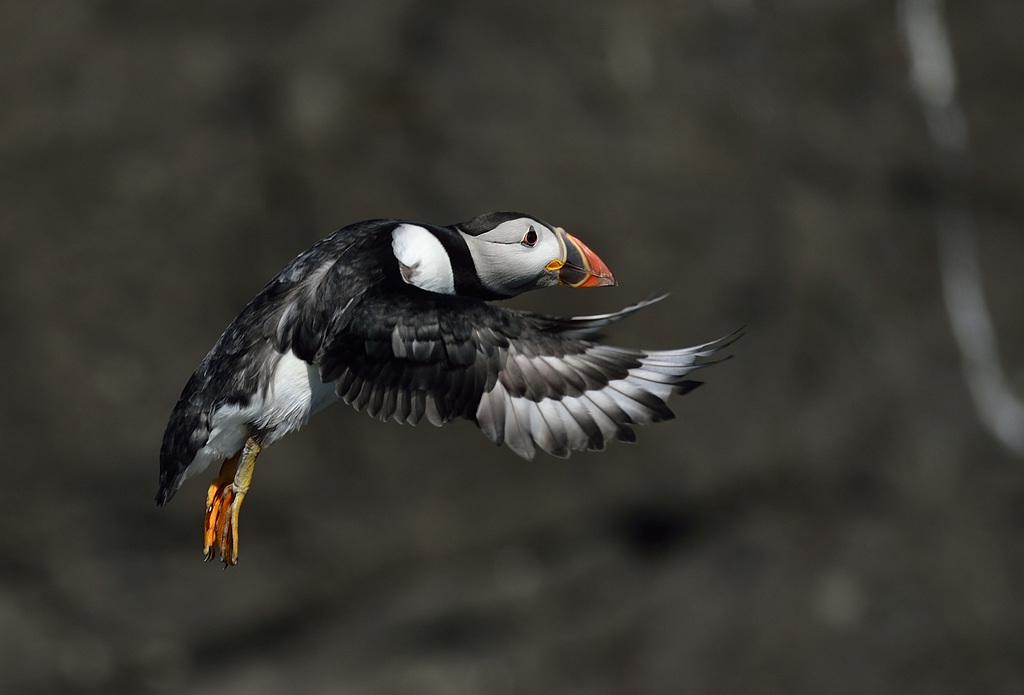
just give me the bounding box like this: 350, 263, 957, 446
392, 212, 616, 299
456, 212, 616, 297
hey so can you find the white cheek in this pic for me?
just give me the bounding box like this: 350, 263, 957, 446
467, 236, 560, 294
538, 235, 561, 263
392, 224, 456, 295
541, 238, 564, 282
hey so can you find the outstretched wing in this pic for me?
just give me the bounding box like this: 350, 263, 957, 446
280, 288, 738, 459
476, 329, 739, 458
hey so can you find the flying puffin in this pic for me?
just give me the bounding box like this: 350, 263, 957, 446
158, 212, 739, 565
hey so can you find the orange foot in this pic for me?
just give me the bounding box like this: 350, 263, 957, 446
203, 437, 261, 566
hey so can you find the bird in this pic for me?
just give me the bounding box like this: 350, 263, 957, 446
158, 212, 739, 565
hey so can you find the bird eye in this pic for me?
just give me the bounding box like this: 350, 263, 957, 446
522, 227, 538, 247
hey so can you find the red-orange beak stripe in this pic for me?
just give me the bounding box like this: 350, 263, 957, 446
559, 231, 616, 288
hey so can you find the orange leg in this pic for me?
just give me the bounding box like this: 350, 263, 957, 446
203, 437, 261, 565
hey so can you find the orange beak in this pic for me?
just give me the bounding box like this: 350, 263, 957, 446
551, 228, 617, 288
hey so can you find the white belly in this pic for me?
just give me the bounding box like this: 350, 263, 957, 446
253, 350, 339, 438
180, 352, 338, 484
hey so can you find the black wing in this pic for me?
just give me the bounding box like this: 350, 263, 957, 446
278, 283, 738, 459
473, 324, 739, 458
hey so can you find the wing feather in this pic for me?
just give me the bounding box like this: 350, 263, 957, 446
273, 274, 737, 458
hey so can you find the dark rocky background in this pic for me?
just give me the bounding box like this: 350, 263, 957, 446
2, 1, 1023, 693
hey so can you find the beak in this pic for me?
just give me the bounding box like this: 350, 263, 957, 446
549, 227, 617, 288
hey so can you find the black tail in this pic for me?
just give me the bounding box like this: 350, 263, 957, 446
156, 394, 211, 506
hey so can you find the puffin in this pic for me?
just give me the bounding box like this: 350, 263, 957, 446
158, 212, 738, 565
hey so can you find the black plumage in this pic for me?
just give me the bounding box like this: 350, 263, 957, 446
158, 213, 738, 563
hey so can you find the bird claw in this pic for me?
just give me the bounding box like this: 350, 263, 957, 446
203, 486, 241, 565
201, 438, 260, 566
203, 463, 243, 566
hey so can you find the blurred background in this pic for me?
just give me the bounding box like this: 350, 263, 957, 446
1, 0, 1023, 693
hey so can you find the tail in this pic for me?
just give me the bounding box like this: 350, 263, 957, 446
156, 395, 212, 506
